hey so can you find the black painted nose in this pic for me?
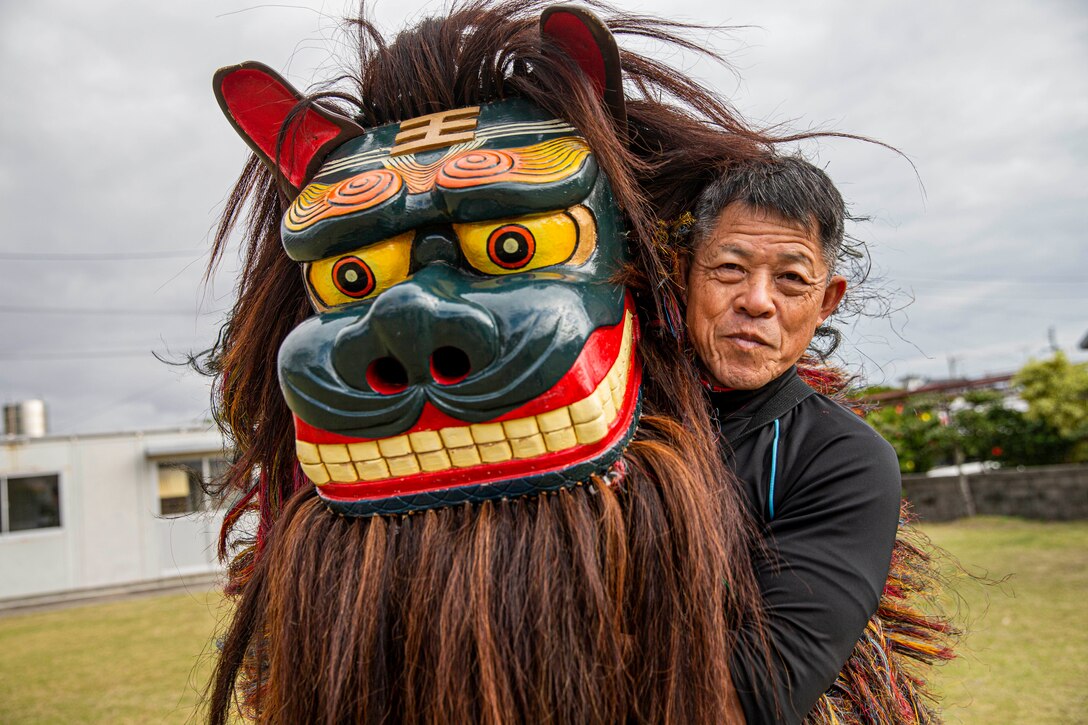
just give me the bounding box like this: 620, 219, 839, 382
332, 266, 499, 393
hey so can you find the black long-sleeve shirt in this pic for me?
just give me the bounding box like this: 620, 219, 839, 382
713, 367, 901, 724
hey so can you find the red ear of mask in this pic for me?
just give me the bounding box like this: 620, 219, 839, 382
213, 61, 365, 190
540, 5, 627, 135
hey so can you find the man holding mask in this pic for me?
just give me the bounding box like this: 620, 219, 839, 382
681, 155, 902, 723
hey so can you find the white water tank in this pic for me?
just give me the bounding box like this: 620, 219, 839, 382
3, 399, 48, 437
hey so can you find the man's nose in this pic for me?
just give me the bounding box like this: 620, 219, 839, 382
732, 273, 775, 318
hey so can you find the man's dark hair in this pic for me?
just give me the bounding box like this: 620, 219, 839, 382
690, 154, 845, 269
687, 154, 874, 358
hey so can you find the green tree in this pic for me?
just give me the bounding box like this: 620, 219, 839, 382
860, 383, 1077, 473
1014, 352, 1088, 461
950, 390, 1071, 467
864, 395, 951, 474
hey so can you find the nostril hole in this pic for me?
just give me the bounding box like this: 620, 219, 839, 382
430, 346, 471, 385
366, 356, 409, 394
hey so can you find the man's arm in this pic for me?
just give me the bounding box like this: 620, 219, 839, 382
730, 405, 901, 723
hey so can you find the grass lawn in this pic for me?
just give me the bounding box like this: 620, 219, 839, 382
922, 517, 1088, 724
0, 588, 226, 724
0, 517, 1084, 723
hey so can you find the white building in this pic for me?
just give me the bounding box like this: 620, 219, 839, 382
0, 426, 230, 602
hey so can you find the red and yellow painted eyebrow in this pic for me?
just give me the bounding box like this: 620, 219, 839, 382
287, 168, 403, 230
431, 137, 590, 190
284, 136, 590, 233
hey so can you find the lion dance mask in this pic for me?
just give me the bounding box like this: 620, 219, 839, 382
253, 92, 638, 515
205, 4, 954, 724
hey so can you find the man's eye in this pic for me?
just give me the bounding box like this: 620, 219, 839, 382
781, 272, 805, 282
713, 263, 745, 277
778, 272, 814, 293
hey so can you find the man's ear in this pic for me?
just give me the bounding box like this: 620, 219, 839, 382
819, 274, 847, 323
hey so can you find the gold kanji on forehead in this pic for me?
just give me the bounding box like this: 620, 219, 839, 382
391, 107, 480, 156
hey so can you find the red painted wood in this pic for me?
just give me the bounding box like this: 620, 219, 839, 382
542, 12, 607, 96
219, 67, 344, 188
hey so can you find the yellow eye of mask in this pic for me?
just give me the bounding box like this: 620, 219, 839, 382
455, 207, 595, 276
304, 207, 596, 309
306, 232, 413, 309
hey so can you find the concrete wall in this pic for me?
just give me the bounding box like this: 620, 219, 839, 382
0, 428, 226, 600
902, 463, 1088, 522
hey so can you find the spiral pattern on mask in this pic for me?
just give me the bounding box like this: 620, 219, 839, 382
436, 137, 590, 191
286, 169, 403, 231
327, 169, 401, 206
436, 150, 517, 188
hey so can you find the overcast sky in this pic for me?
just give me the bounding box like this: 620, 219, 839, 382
1, 0, 1085, 435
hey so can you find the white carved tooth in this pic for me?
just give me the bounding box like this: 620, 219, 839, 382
296, 440, 321, 464
319, 443, 351, 463
502, 416, 539, 439
543, 427, 578, 452
418, 449, 453, 472
325, 462, 358, 482
569, 394, 603, 425
602, 395, 617, 425
611, 382, 624, 411
347, 441, 381, 461
378, 435, 412, 458
537, 407, 572, 433
594, 381, 612, 409
470, 422, 506, 444
478, 440, 514, 463
510, 434, 547, 459
387, 454, 421, 477
574, 413, 609, 445
300, 462, 331, 485
409, 430, 443, 453
357, 459, 391, 481
440, 426, 474, 449
449, 446, 482, 468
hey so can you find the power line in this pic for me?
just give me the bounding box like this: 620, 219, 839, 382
905, 292, 1088, 302
0, 305, 223, 317
900, 276, 1086, 285
0, 345, 211, 361
1, 350, 157, 360
49, 380, 182, 435
940, 308, 1085, 319
0, 250, 202, 261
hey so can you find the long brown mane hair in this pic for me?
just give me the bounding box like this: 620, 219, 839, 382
202, 2, 813, 721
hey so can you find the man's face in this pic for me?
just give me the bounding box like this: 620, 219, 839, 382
683, 202, 846, 390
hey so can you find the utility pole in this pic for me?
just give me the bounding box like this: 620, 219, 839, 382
954, 438, 976, 518
941, 396, 976, 518
947, 355, 959, 380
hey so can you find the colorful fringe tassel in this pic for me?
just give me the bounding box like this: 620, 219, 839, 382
806, 504, 959, 725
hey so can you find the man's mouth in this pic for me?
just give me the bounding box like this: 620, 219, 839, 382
724, 332, 772, 350
294, 306, 639, 502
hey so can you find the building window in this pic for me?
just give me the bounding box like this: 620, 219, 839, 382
1, 474, 62, 533
157, 456, 230, 516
